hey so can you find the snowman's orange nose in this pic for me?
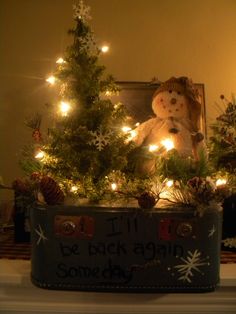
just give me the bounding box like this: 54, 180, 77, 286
170, 97, 177, 104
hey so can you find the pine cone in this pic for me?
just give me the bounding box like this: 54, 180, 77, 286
137, 192, 156, 209
40, 176, 64, 205
194, 132, 204, 143
30, 172, 42, 182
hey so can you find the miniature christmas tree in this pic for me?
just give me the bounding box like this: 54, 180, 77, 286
209, 95, 236, 173
24, 1, 134, 201
209, 95, 236, 250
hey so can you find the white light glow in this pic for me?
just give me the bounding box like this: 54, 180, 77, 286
161, 138, 174, 151
105, 90, 112, 96
56, 57, 65, 64
149, 144, 159, 152
122, 126, 132, 133
166, 180, 174, 187
111, 183, 117, 191
135, 122, 140, 127
46, 75, 56, 85
125, 130, 137, 143
101, 45, 109, 53
114, 103, 122, 109
60, 101, 71, 116
216, 178, 227, 186
35, 150, 45, 159
70, 186, 78, 192
129, 130, 137, 139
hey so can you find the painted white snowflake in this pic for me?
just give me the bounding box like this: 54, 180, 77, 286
208, 224, 216, 238
89, 129, 111, 151
73, 1, 91, 22
173, 250, 209, 283
35, 224, 48, 246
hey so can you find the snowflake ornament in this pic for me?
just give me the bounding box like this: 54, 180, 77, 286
89, 128, 112, 151
73, 1, 91, 22
173, 249, 209, 283
78, 34, 97, 54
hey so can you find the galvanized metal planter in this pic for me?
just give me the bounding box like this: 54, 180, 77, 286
30, 204, 222, 292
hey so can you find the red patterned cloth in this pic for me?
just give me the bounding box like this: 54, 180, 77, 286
0, 229, 30, 260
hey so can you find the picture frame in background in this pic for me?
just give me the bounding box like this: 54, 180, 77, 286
111, 81, 207, 139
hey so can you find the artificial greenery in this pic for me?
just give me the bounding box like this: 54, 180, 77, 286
19, 143, 43, 175
30, 1, 135, 200
155, 149, 210, 183
209, 95, 236, 173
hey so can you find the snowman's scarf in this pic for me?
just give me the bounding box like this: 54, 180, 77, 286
155, 116, 200, 136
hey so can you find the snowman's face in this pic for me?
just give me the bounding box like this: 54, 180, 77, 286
152, 90, 189, 119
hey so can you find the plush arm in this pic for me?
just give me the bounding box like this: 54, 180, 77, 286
132, 118, 157, 146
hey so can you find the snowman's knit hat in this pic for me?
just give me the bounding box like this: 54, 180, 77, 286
153, 76, 202, 131
153, 76, 199, 103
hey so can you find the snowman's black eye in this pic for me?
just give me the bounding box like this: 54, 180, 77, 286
169, 90, 172, 93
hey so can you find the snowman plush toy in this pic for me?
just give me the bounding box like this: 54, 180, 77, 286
133, 76, 205, 175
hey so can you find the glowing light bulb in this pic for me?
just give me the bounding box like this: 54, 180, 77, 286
129, 130, 137, 139
114, 102, 122, 109
122, 126, 132, 133
216, 178, 227, 186
46, 75, 56, 85
101, 45, 109, 53
70, 186, 78, 192
56, 57, 65, 64
166, 180, 174, 187
105, 90, 112, 96
35, 150, 45, 159
60, 101, 71, 116
149, 144, 159, 152
135, 122, 140, 127
125, 130, 137, 143
161, 138, 174, 151
111, 183, 117, 191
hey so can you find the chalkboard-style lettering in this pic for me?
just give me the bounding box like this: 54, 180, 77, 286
59, 242, 80, 257
156, 244, 167, 258
88, 241, 127, 256
106, 217, 122, 237
127, 217, 138, 233
102, 258, 133, 284
133, 242, 184, 260
106, 216, 138, 237
146, 242, 156, 260
56, 263, 100, 279
133, 242, 145, 256
173, 244, 184, 257
133, 242, 156, 260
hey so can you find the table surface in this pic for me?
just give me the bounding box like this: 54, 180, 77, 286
0, 259, 236, 314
